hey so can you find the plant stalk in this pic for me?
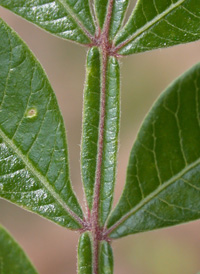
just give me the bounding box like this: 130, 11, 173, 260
91, 48, 108, 274
90, 0, 114, 273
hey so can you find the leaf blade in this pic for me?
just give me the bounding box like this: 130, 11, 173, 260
94, 0, 129, 39
99, 56, 120, 225
94, 0, 108, 29
109, 0, 130, 40
81, 47, 101, 210
107, 62, 200, 238
0, 18, 83, 229
78, 232, 93, 274
81, 50, 120, 225
0, 0, 95, 44
99, 241, 113, 274
57, 0, 96, 35
0, 225, 38, 274
115, 0, 200, 55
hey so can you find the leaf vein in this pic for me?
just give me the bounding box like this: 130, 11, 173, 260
0, 127, 82, 226
181, 6, 200, 19
144, 209, 178, 222
176, 83, 188, 166
108, 158, 200, 235
181, 178, 200, 192
115, 0, 185, 47
164, 19, 198, 36
158, 197, 200, 214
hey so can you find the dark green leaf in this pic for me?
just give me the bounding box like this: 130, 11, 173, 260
107, 62, 200, 238
0, 225, 37, 274
94, 0, 108, 29
94, 0, 129, 39
115, 0, 200, 55
0, 18, 83, 230
78, 232, 92, 274
81, 49, 120, 225
109, 0, 130, 40
0, 0, 96, 44
81, 47, 101, 210
99, 56, 120, 225
99, 241, 113, 274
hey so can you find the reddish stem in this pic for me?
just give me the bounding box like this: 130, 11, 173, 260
90, 1, 115, 273
91, 47, 108, 274
76, 0, 123, 272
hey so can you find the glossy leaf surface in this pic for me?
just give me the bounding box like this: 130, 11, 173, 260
0, 0, 95, 44
94, 0, 129, 39
99, 241, 113, 274
94, 0, 108, 29
115, 0, 200, 55
109, 0, 129, 40
78, 232, 92, 274
81, 49, 120, 224
81, 47, 101, 210
107, 62, 200, 238
0, 225, 37, 274
0, 19, 83, 229
99, 56, 120, 225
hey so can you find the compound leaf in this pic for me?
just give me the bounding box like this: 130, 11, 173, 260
115, 0, 200, 55
0, 18, 84, 230
0, 225, 37, 274
107, 62, 200, 238
0, 0, 96, 44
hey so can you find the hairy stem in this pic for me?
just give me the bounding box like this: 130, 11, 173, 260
90, 1, 115, 273
91, 48, 108, 274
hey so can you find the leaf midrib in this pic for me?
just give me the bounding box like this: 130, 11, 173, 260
108, 156, 200, 235
0, 126, 82, 226
115, 0, 185, 48
56, 0, 94, 38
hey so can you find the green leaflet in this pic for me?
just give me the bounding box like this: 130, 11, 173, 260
0, 19, 83, 229
99, 56, 120, 225
107, 62, 200, 238
115, 0, 200, 55
81, 47, 101, 210
94, 0, 108, 29
81, 47, 120, 224
78, 233, 113, 274
0, 225, 37, 274
0, 0, 95, 44
109, 0, 129, 40
99, 241, 113, 274
94, 0, 129, 39
78, 232, 92, 274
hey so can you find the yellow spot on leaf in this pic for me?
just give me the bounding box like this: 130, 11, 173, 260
26, 108, 37, 118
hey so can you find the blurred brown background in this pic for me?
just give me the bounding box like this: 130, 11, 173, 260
0, 3, 200, 274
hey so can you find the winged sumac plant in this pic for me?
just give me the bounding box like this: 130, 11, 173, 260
0, 0, 200, 273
